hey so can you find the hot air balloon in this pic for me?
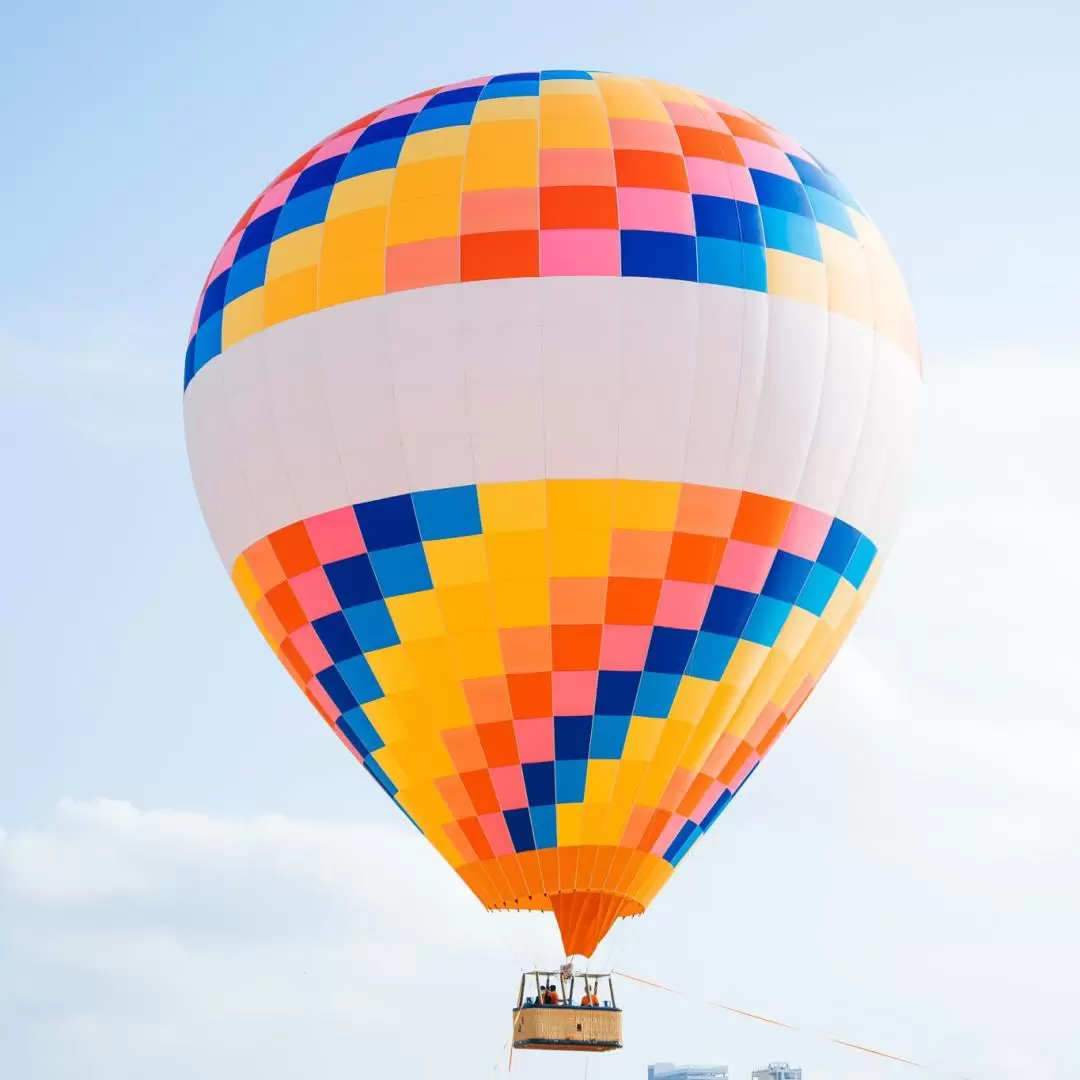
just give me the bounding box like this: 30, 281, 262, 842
184, 71, 921, 996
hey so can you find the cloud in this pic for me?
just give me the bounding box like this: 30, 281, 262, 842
0, 799, 559, 1080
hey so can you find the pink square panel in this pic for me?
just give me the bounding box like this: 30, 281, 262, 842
616, 188, 694, 234
716, 540, 776, 593
540, 229, 620, 276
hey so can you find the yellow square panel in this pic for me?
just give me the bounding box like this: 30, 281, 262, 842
820, 577, 857, 630
466, 119, 539, 157
396, 787, 453, 830
818, 225, 865, 276
321, 207, 387, 261
720, 639, 770, 690
221, 288, 264, 349
391, 157, 464, 200
463, 149, 539, 191
423, 681, 475, 730
371, 746, 409, 788
386, 193, 461, 245
773, 605, 817, 657
557, 804, 584, 846
642, 78, 699, 105
230, 557, 261, 610
383, 688, 431, 734
437, 583, 496, 634
825, 266, 874, 327
365, 644, 418, 695
403, 637, 458, 685
549, 530, 611, 578
595, 77, 671, 122
326, 170, 394, 218
667, 677, 717, 726
473, 96, 541, 122
396, 730, 455, 779
540, 79, 602, 97
262, 267, 317, 327
485, 530, 548, 581
317, 250, 385, 307
613, 479, 681, 531
580, 802, 609, 845
766, 249, 828, 308
492, 578, 550, 628
606, 762, 648, 828
423, 535, 490, 588
450, 630, 505, 679
540, 111, 613, 150
266, 224, 324, 280
584, 760, 618, 804
363, 697, 408, 744
478, 480, 548, 532
547, 479, 615, 532
623, 716, 664, 760
385, 591, 446, 641
398, 125, 471, 164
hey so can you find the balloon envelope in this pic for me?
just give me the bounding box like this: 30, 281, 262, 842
184, 71, 920, 957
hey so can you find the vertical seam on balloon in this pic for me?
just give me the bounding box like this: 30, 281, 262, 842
533, 71, 563, 906
453, 79, 547, 909
303, 120, 371, 552
679, 127, 842, 835
611, 91, 753, 889
413, 77, 523, 909
574, 71, 630, 911
598, 77, 703, 907
524, 74, 561, 905
659, 102, 774, 845
367, 86, 516, 907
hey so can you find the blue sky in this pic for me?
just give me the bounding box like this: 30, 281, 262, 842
2, 2, 1078, 1078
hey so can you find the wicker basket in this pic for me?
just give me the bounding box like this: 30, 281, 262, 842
513, 1005, 622, 1052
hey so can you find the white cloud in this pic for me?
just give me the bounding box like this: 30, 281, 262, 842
0, 799, 559, 1080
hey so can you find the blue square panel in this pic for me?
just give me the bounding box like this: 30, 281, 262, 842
413, 485, 482, 540
523, 761, 556, 806
338, 707, 383, 755
504, 808, 535, 852
324, 554, 381, 609
554, 715, 592, 760
797, 563, 840, 616
589, 715, 630, 759
555, 759, 587, 803
685, 632, 737, 680
621, 230, 697, 281
595, 670, 640, 716
530, 804, 557, 849
316, 666, 358, 712
343, 600, 400, 651
635, 672, 681, 718
312, 611, 362, 662
702, 586, 756, 638
742, 596, 792, 647
369, 543, 432, 597
762, 550, 813, 604
355, 495, 421, 551
645, 627, 697, 675
337, 653, 383, 704
819, 518, 861, 575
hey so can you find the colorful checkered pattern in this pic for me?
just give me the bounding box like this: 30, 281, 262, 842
232, 480, 880, 955
184, 70, 919, 390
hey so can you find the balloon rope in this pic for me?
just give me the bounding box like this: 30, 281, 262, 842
613, 970, 974, 1079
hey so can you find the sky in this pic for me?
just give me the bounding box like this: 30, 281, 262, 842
1, 1, 1078, 1078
